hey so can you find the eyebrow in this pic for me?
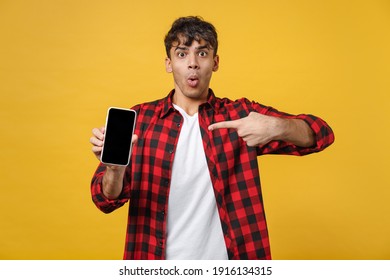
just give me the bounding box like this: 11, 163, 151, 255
174, 44, 210, 52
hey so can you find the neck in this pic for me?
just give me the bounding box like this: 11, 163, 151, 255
172, 99, 200, 116
172, 91, 209, 116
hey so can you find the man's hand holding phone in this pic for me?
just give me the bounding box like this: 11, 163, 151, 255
89, 108, 138, 199
90, 127, 138, 163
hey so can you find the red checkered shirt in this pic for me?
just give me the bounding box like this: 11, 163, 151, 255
91, 89, 334, 259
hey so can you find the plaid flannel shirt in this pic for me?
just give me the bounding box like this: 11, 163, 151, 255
91, 89, 334, 259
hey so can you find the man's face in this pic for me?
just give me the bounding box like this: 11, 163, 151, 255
165, 37, 219, 102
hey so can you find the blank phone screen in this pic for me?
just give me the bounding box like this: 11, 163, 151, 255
101, 108, 136, 166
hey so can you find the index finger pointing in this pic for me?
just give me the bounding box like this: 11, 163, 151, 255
208, 119, 240, 131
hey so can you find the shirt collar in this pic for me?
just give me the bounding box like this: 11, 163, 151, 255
159, 89, 219, 119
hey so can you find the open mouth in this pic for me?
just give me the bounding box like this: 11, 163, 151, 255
187, 75, 199, 87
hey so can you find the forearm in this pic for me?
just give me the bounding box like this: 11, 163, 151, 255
91, 163, 130, 213
252, 99, 332, 150
102, 166, 126, 199
257, 113, 334, 156
275, 118, 315, 148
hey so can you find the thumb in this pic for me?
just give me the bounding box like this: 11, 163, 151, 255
132, 134, 139, 145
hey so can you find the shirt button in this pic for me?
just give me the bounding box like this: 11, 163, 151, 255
157, 210, 165, 221
176, 123, 181, 127
169, 149, 174, 154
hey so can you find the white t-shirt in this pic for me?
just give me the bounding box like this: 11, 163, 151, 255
165, 104, 228, 260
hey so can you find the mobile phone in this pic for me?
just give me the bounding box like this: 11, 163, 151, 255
100, 107, 137, 166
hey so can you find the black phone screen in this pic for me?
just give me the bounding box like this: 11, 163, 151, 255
101, 108, 136, 166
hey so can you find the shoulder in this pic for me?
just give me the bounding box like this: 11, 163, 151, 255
131, 98, 161, 112
217, 96, 251, 107
215, 96, 270, 116
129, 97, 165, 134
130, 97, 165, 118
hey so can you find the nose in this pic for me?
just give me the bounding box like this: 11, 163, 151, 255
188, 53, 199, 69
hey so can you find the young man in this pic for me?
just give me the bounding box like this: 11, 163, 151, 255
89, 16, 334, 260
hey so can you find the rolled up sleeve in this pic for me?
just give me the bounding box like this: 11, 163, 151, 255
90, 163, 130, 214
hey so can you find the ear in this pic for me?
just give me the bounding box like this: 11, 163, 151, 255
213, 55, 219, 72
165, 57, 172, 73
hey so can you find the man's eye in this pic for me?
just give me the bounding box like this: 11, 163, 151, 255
199, 51, 208, 57
177, 52, 186, 58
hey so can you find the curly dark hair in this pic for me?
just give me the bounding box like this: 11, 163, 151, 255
164, 16, 218, 58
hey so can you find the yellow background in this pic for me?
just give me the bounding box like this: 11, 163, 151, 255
1, 0, 389, 259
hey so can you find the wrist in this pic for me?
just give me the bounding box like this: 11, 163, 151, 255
105, 164, 126, 174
